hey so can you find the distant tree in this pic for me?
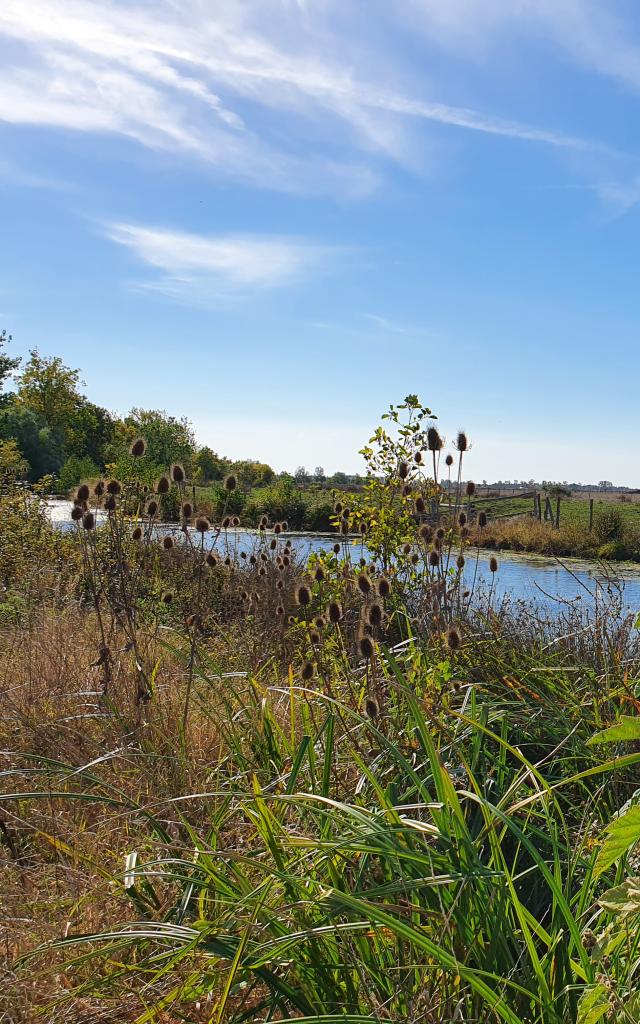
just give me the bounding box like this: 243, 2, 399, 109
58, 455, 101, 493
106, 408, 197, 482
0, 330, 20, 403
598, 480, 613, 492
0, 438, 29, 483
232, 460, 275, 488
294, 465, 308, 484
0, 404, 63, 479
16, 349, 82, 433
329, 471, 348, 488
313, 466, 325, 482
66, 399, 115, 467
193, 446, 228, 484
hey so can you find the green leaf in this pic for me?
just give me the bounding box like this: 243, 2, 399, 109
594, 806, 640, 878
588, 716, 640, 746
599, 876, 640, 918
577, 984, 610, 1024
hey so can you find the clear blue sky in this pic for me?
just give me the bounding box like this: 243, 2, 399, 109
1, 1, 639, 483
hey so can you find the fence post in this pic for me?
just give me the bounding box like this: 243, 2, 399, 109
555, 497, 561, 529
589, 498, 594, 531
533, 492, 538, 518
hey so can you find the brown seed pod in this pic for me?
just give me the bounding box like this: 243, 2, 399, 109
270, 538, 277, 550
415, 496, 426, 515
489, 556, 499, 573
276, 604, 285, 617
466, 480, 476, 497
334, 501, 343, 514
314, 615, 326, 628
328, 601, 342, 623
446, 628, 462, 651
232, 515, 240, 527
398, 461, 409, 480
161, 591, 173, 604
357, 573, 372, 596
414, 451, 423, 465
276, 579, 284, 590
295, 584, 311, 607
181, 502, 193, 520
359, 521, 367, 535
171, 463, 185, 484
130, 437, 146, 458
206, 552, 218, 567
368, 602, 383, 627
365, 697, 379, 720
147, 499, 158, 517
76, 483, 90, 503
377, 576, 391, 598
314, 566, 325, 582
456, 554, 465, 569
436, 527, 445, 541
70, 505, 83, 521
456, 431, 469, 453
458, 512, 467, 527
93, 480, 105, 497
445, 454, 454, 467
259, 566, 266, 577
132, 526, 143, 541
162, 535, 174, 550
195, 516, 210, 533
411, 553, 419, 564
301, 661, 315, 681
419, 524, 433, 544
310, 630, 321, 645
358, 634, 375, 659
82, 511, 95, 531
156, 476, 170, 495
332, 543, 340, 554
402, 543, 412, 556
224, 474, 237, 491
428, 549, 440, 568
478, 511, 488, 528
427, 426, 443, 452
106, 479, 121, 496
282, 555, 290, 566
104, 494, 116, 512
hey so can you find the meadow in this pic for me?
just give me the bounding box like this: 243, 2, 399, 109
2, 397, 640, 1024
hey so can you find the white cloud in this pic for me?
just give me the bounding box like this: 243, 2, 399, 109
0, 0, 601, 196
103, 222, 336, 302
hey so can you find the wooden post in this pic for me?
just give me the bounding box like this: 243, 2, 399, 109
555, 497, 561, 529
533, 492, 538, 518
589, 498, 594, 531
545, 496, 553, 521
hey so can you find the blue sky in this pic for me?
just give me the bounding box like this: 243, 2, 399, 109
1, 0, 639, 482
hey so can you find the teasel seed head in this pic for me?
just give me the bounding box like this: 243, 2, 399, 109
414, 450, 423, 465
71, 505, 83, 522
310, 630, 321, 645
458, 512, 467, 527
206, 552, 218, 567
222, 516, 231, 529
81, 511, 95, 530
314, 615, 326, 628
282, 521, 289, 532
333, 543, 340, 554
76, 483, 90, 503
249, 554, 257, 565
427, 426, 443, 452
104, 494, 116, 513
402, 483, 412, 497
359, 557, 367, 567
456, 431, 469, 453
415, 496, 426, 515
377, 576, 391, 598
411, 552, 419, 564
328, 601, 342, 623
428, 549, 440, 568
276, 604, 285, 617
357, 573, 372, 596
93, 480, 105, 497
282, 555, 290, 566
445, 454, 454, 468
456, 554, 465, 570
368, 602, 383, 627
359, 521, 367, 535
358, 633, 375, 660
446, 627, 462, 651
341, 519, 350, 536
295, 583, 311, 607
398, 461, 409, 480
276, 579, 284, 590
224, 474, 237, 491
195, 516, 210, 533
259, 566, 266, 577
314, 566, 325, 582
489, 556, 499, 573
478, 511, 488, 528
436, 527, 445, 540
147, 499, 158, 517
132, 526, 143, 542
419, 524, 433, 544
130, 437, 146, 458
224, 556, 232, 567
161, 591, 173, 604
334, 501, 343, 514
402, 542, 412, 555
259, 514, 268, 528
269, 538, 277, 551
274, 522, 282, 535
301, 661, 315, 681
466, 480, 476, 497
365, 697, 379, 720
181, 501, 193, 520
171, 463, 185, 484
162, 535, 174, 550
106, 479, 121, 496
156, 476, 170, 495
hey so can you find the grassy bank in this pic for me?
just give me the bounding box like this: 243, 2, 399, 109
3, 401, 640, 1023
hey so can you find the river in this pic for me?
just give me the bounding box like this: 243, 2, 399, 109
46, 500, 640, 615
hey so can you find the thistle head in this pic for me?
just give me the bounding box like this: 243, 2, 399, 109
456, 431, 469, 453
427, 426, 443, 452
132, 526, 143, 541
130, 437, 146, 458
466, 481, 476, 497
76, 483, 90, 503
328, 601, 342, 623
106, 479, 121, 496
357, 573, 372, 596
377, 576, 391, 598
224, 474, 237, 491
301, 661, 315, 681
162, 535, 174, 551
195, 516, 210, 533
181, 501, 193, 520
446, 627, 462, 651
478, 511, 487, 528
156, 476, 170, 495
358, 633, 374, 659
368, 602, 383, 627
295, 583, 311, 607
82, 511, 95, 531
489, 556, 499, 573
171, 463, 185, 484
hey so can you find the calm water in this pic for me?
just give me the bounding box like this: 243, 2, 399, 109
47, 500, 640, 614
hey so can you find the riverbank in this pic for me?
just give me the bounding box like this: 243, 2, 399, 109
472, 508, 640, 563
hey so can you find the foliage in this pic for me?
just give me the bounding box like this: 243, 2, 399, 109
0, 438, 29, 482
57, 454, 101, 492
0, 328, 20, 401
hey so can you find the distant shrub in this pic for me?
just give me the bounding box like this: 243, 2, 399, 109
58, 455, 100, 493
593, 505, 624, 544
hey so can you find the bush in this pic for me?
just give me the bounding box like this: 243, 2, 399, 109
593, 505, 624, 543
58, 454, 100, 493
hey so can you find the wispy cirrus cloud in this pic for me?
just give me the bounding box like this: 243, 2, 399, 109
0, 0, 603, 198
103, 222, 337, 304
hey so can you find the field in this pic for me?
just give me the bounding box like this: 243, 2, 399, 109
3, 403, 640, 1024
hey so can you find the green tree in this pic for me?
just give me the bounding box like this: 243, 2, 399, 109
0, 438, 29, 483
193, 446, 228, 484
16, 349, 82, 433
0, 330, 20, 404
0, 404, 63, 480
